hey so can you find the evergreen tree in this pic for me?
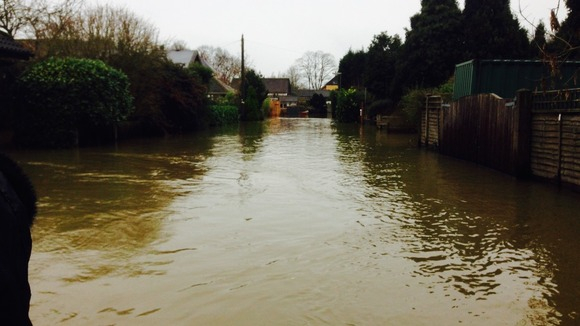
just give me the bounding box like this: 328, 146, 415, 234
243, 86, 262, 121
338, 48, 366, 90
556, 0, 580, 59
240, 69, 267, 121
394, 0, 463, 91
365, 32, 402, 101
462, 0, 530, 59
531, 21, 548, 59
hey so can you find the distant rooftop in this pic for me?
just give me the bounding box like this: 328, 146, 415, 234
231, 78, 291, 95
166, 49, 213, 69
167, 50, 197, 66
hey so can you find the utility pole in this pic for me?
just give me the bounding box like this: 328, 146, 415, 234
240, 34, 246, 120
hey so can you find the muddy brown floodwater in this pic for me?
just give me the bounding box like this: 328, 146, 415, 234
9, 118, 580, 325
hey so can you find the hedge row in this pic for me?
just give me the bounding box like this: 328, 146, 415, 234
14, 57, 133, 148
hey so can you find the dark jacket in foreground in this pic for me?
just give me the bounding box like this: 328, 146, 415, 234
0, 153, 36, 326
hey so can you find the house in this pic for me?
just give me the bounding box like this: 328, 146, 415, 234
208, 78, 234, 99
166, 49, 234, 100
231, 77, 296, 110
280, 95, 298, 108
166, 49, 204, 67
296, 89, 331, 101
262, 78, 291, 98
230, 78, 334, 110
321, 74, 341, 91
231, 78, 291, 98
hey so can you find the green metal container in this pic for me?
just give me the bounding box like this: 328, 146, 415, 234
453, 59, 580, 100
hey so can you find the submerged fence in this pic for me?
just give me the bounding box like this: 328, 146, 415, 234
420, 89, 580, 188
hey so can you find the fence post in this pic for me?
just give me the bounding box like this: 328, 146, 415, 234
424, 96, 430, 147
514, 89, 532, 178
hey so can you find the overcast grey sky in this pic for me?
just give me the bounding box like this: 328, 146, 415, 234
88, 0, 565, 76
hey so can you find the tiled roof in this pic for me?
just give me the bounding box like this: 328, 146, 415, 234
167, 49, 233, 95
296, 90, 331, 98
230, 78, 241, 91
0, 33, 32, 59
324, 75, 340, 86
263, 78, 290, 94
209, 77, 234, 94
231, 78, 291, 95
167, 50, 197, 66
167, 50, 213, 69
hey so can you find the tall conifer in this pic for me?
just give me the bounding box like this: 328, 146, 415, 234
462, 0, 530, 59
531, 22, 548, 59
394, 0, 463, 90
557, 0, 580, 59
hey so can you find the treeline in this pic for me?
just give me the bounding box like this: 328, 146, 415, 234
0, 0, 238, 148
337, 0, 579, 124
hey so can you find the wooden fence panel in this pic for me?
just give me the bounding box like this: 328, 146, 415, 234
438, 94, 517, 174
421, 87, 580, 188
421, 96, 442, 147
530, 89, 580, 188
561, 115, 580, 185
440, 96, 479, 162
476, 95, 514, 173
531, 114, 560, 179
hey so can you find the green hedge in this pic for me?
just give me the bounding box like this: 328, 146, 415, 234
15, 57, 133, 148
334, 88, 361, 123
400, 78, 453, 126
209, 105, 239, 126
261, 98, 271, 118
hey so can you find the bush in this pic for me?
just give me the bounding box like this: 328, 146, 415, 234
158, 62, 210, 133
399, 88, 427, 127
187, 63, 213, 85
209, 105, 238, 126
334, 88, 362, 123
436, 76, 454, 95
212, 91, 237, 106
399, 77, 454, 126
366, 99, 395, 120
14, 57, 133, 148
242, 86, 264, 121
240, 70, 267, 121
261, 98, 271, 118
309, 93, 327, 117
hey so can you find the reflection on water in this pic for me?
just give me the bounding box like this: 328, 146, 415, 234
8, 118, 580, 325
334, 125, 580, 325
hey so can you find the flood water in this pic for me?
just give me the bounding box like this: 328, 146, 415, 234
8, 118, 580, 325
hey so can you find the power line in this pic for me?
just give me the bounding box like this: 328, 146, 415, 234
244, 38, 302, 55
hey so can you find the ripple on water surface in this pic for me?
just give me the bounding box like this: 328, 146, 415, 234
18, 119, 580, 325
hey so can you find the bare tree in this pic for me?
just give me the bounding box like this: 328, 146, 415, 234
85, 5, 158, 52
284, 65, 306, 90
0, 0, 79, 38
197, 45, 241, 84
517, 0, 580, 87
0, 0, 32, 37
295, 51, 337, 90
30, 3, 160, 59
17, 0, 83, 38
169, 40, 188, 51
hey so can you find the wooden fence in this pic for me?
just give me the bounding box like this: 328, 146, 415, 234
418, 89, 580, 188
531, 89, 580, 186
420, 91, 531, 176
421, 96, 443, 147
